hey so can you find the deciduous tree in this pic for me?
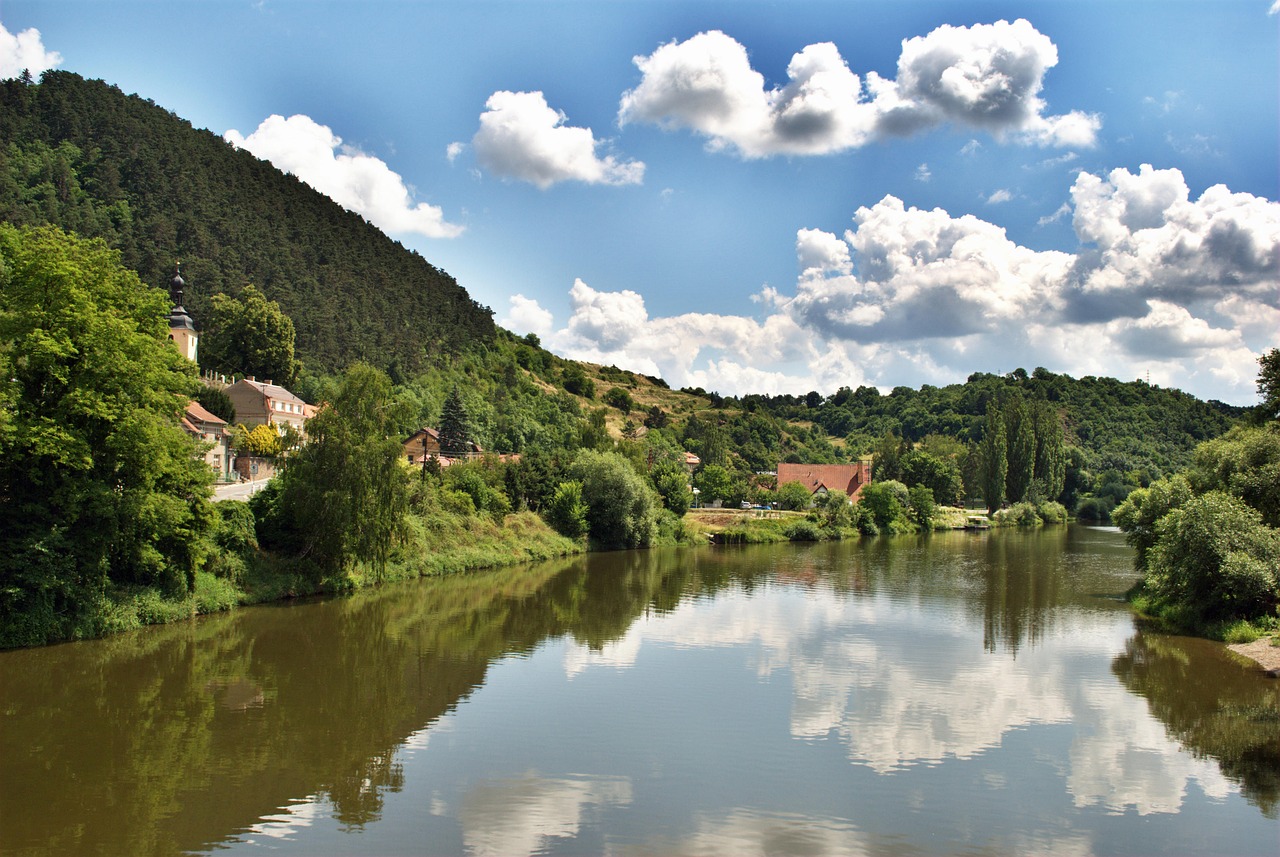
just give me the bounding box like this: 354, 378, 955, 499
0, 225, 213, 644
269, 363, 408, 579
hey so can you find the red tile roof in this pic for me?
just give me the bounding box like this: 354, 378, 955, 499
776, 462, 871, 501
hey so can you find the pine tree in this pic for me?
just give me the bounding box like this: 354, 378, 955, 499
438, 386, 473, 457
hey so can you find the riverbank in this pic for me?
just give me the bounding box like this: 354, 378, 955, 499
1228, 636, 1280, 676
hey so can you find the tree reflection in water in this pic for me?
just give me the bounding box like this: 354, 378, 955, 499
1112, 631, 1280, 818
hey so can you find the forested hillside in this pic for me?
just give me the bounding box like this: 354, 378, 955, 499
0, 70, 1246, 512
0, 71, 494, 373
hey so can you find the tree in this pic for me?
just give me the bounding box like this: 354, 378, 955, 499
909, 485, 937, 531
1145, 492, 1280, 623
438, 385, 474, 457
694, 464, 743, 507
194, 385, 235, 422
1190, 423, 1280, 527
1005, 397, 1034, 503
0, 225, 213, 644
1031, 401, 1065, 502
544, 480, 588, 538
201, 285, 301, 386
232, 423, 283, 458
650, 461, 692, 516
270, 363, 408, 579
858, 480, 910, 532
643, 405, 669, 429
603, 386, 634, 414
872, 432, 904, 481
777, 481, 814, 511
979, 401, 1007, 514
1114, 475, 1193, 572
562, 364, 594, 398
900, 449, 963, 506
570, 450, 659, 549
1257, 348, 1280, 422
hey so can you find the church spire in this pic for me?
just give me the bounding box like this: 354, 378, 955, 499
166, 263, 198, 363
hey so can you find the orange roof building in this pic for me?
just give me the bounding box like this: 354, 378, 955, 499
776, 461, 871, 503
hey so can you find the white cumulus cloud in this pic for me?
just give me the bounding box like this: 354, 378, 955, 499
619, 20, 1098, 158
521, 167, 1273, 405
473, 90, 644, 188
225, 114, 463, 239
0, 22, 62, 80
500, 294, 554, 339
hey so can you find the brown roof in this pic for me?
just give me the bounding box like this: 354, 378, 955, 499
776, 462, 870, 500
185, 400, 226, 426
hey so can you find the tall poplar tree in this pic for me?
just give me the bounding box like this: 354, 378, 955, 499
980, 401, 1007, 514
1005, 397, 1035, 503
1031, 401, 1066, 501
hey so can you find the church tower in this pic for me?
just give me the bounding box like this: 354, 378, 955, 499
167, 265, 199, 363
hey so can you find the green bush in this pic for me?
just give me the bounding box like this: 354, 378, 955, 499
1075, 496, 1114, 523
1146, 492, 1280, 624
993, 502, 1042, 527
784, 520, 823, 541
1036, 501, 1068, 524
572, 451, 660, 548
545, 480, 588, 539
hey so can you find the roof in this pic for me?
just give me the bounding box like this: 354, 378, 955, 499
776, 463, 868, 497
229, 378, 306, 405
185, 400, 226, 426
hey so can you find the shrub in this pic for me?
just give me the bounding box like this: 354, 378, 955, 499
784, 520, 823, 541
1147, 492, 1280, 623
572, 451, 660, 548
603, 386, 634, 414
1075, 496, 1114, 524
1036, 501, 1068, 524
993, 502, 1042, 527
545, 481, 588, 539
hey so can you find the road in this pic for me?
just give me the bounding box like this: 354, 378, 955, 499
213, 479, 270, 502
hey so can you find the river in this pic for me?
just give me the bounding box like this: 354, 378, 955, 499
1, 526, 1276, 855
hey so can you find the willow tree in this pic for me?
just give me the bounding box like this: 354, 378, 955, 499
272, 363, 408, 579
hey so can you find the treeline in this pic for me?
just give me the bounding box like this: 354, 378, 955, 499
0, 71, 495, 374
1115, 414, 1279, 640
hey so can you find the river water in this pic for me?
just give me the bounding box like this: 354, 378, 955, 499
1, 526, 1277, 856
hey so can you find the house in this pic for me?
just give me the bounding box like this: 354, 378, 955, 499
402, 427, 483, 468
683, 451, 701, 477
182, 400, 234, 481
224, 378, 310, 433
776, 461, 872, 504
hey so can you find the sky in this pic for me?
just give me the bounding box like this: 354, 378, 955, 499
1, 1, 1277, 405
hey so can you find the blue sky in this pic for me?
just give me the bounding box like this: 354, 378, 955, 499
2, 1, 1277, 404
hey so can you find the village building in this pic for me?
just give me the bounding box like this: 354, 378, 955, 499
224, 377, 311, 433
181, 400, 234, 481
403, 427, 484, 468
775, 460, 872, 504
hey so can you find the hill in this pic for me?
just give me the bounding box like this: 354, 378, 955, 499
0, 71, 494, 374
0, 71, 1246, 506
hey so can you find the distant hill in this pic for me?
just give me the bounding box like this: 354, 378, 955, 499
0, 71, 1245, 490
0, 71, 494, 374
